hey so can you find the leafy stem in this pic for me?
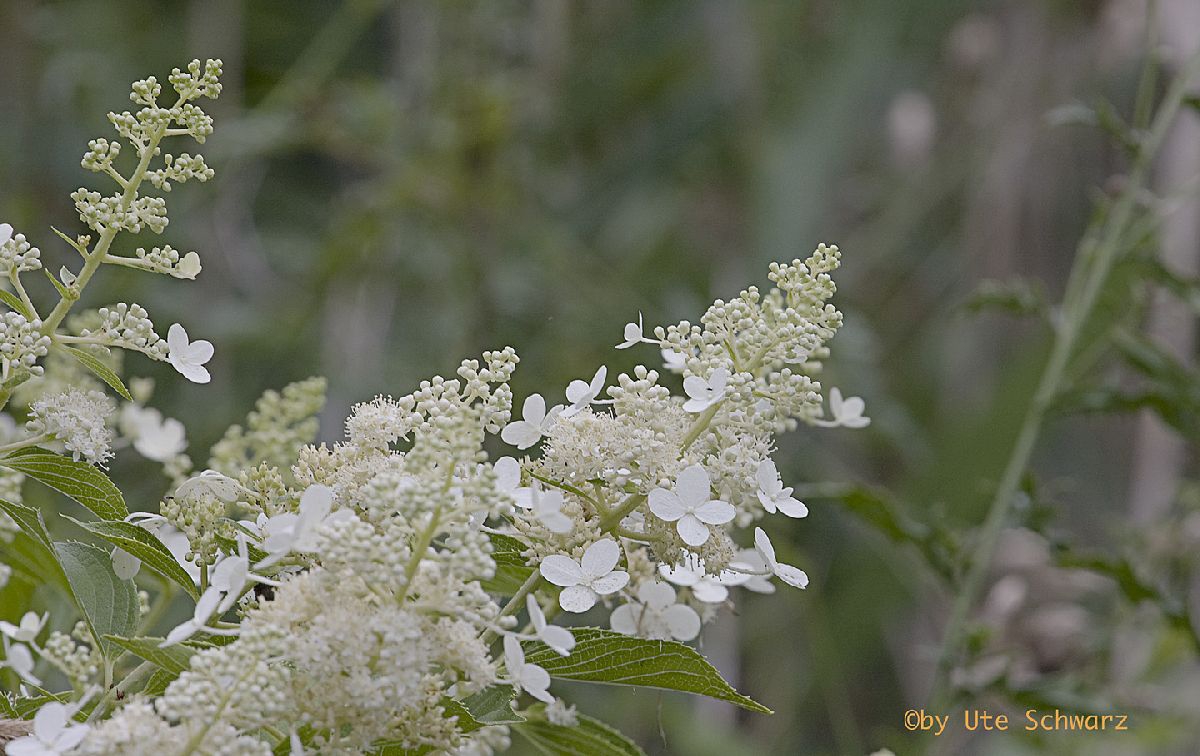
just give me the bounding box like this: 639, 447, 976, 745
928, 46, 1200, 708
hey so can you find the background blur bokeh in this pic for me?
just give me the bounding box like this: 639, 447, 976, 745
3, 1, 1200, 754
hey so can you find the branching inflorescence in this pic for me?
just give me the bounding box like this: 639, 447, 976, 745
0, 62, 867, 756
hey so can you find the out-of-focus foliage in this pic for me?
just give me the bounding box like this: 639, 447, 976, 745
3, 0, 1199, 753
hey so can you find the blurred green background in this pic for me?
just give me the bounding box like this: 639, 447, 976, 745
4, 1, 1199, 754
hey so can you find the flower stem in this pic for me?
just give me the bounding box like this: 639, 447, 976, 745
928, 46, 1200, 708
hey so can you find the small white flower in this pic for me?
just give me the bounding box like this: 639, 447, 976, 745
175, 469, 246, 503
648, 464, 735, 547
661, 348, 686, 373
813, 387, 870, 428
127, 406, 186, 462
561, 366, 606, 418
494, 456, 533, 509
525, 595, 575, 656
539, 538, 630, 613
682, 368, 729, 413
610, 581, 701, 641
616, 313, 647, 349
166, 323, 214, 384
729, 548, 776, 594
501, 394, 563, 450
210, 536, 280, 612
755, 460, 808, 518
174, 251, 202, 279
504, 634, 553, 703
525, 485, 573, 535
2, 639, 41, 685
162, 586, 224, 646
659, 559, 747, 604
259, 484, 353, 567
6, 701, 90, 756
753, 527, 809, 589
0, 612, 47, 644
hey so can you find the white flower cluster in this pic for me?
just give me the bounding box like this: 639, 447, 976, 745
26, 388, 116, 465
0, 312, 51, 381
56, 248, 866, 754
0, 223, 42, 274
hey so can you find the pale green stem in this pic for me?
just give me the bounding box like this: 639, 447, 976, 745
0, 432, 51, 456
929, 47, 1200, 708
40, 96, 183, 336
481, 570, 544, 646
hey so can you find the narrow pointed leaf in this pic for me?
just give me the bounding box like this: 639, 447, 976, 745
1, 451, 127, 519
103, 635, 196, 675
516, 713, 646, 756
62, 346, 134, 401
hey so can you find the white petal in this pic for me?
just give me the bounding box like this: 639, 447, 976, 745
112, 547, 142, 581
775, 563, 809, 589
539, 510, 574, 534
589, 570, 629, 596
776, 496, 809, 518
504, 634, 524, 671
564, 379, 591, 405
520, 664, 553, 702
673, 465, 711, 506
589, 365, 607, 393
540, 625, 576, 656
648, 488, 685, 521
174, 360, 211, 384
682, 396, 712, 413
709, 368, 729, 391
691, 581, 729, 604
840, 395, 865, 418
494, 457, 520, 491
659, 563, 700, 587
162, 622, 197, 647
522, 394, 547, 424
676, 514, 711, 547
0, 223, 11, 246
526, 594, 546, 632
682, 375, 709, 400
167, 323, 190, 355
501, 421, 540, 450
756, 460, 779, 492
756, 490, 778, 514
827, 386, 843, 412
5, 740, 44, 756
693, 499, 735, 525
539, 555, 584, 587
558, 585, 597, 613
636, 581, 676, 609
33, 701, 68, 740
298, 484, 334, 524
186, 339, 214, 364
610, 604, 640, 635
580, 539, 620, 576
753, 527, 777, 569
53, 723, 91, 750
663, 604, 702, 641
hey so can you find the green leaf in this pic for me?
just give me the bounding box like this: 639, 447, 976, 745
1, 451, 128, 520
516, 712, 647, 756
141, 668, 178, 697
42, 268, 72, 300
0, 288, 33, 319
54, 541, 139, 658
480, 532, 534, 594
457, 685, 523, 729
0, 498, 54, 552
103, 635, 196, 675
66, 516, 199, 598
61, 346, 134, 401
522, 628, 772, 714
